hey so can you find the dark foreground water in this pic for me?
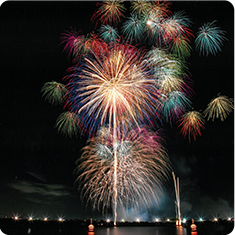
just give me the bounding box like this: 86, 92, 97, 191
92, 226, 187, 235
0, 226, 188, 235
0, 219, 233, 235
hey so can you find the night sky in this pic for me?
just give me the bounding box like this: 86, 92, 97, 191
1, 1, 234, 221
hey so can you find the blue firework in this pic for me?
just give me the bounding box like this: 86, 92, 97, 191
99, 25, 119, 43
121, 13, 145, 43
163, 91, 191, 124
195, 21, 227, 56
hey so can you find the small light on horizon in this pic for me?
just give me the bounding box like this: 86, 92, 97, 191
155, 218, 159, 222
28, 217, 33, 221
121, 219, 125, 222
14, 216, 19, 220
136, 218, 140, 222
44, 217, 48, 221
167, 218, 170, 222
183, 218, 186, 223
228, 217, 231, 221
214, 218, 218, 221
106, 219, 110, 223
199, 218, 203, 222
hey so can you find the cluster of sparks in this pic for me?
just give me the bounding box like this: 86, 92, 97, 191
41, 0, 233, 223
76, 127, 170, 214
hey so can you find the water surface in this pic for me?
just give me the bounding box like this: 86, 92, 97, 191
90, 226, 187, 235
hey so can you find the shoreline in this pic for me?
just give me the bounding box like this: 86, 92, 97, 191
0, 218, 234, 235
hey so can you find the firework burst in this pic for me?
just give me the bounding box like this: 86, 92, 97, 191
146, 47, 188, 95
84, 32, 108, 57
41, 81, 67, 106
65, 41, 163, 136
75, 127, 170, 214
162, 11, 193, 42
171, 36, 192, 58
204, 95, 234, 121
91, 1, 126, 27
122, 13, 145, 43
163, 91, 192, 124
63, 40, 166, 225
40, 0, 227, 225
195, 20, 227, 56
60, 28, 86, 58
145, 12, 165, 46
99, 25, 119, 43
149, 1, 172, 19
143, 1, 172, 46
178, 110, 205, 143
55, 111, 80, 138
130, 1, 152, 17
162, 11, 193, 57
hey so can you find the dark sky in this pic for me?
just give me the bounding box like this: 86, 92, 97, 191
1, 1, 234, 221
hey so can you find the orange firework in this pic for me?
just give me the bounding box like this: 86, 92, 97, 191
84, 32, 109, 56
66, 40, 163, 136
150, 1, 172, 19
91, 1, 126, 27
130, 1, 152, 16
144, 1, 172, 46
178, 110, 205, 143
75, 127, 170, 215
65, 40, 164, 225
204, 95, 234, 121
146, 47, 187, 95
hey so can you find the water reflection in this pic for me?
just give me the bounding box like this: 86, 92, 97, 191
176, 226, 187, 235
90, 226, 188, 235
191, 232, 198, 235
